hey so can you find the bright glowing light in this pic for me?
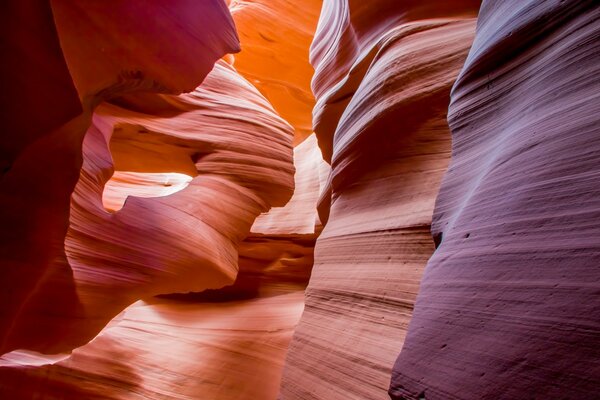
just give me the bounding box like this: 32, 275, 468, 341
102, 171, 193, 212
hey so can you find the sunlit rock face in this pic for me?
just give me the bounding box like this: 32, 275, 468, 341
389, 1, 600, 399
0, 56, 294, 357
4, 0, 599, 399
252, 134, 330, 235
0, 0, 239, 355
279, 1, 480, 399
0, 298, 306, 400
65, 60, 293, 348
0, 128, 326, 400
0, 1, 325, 396
102, 172, 194, 212
229, 0, 322, 145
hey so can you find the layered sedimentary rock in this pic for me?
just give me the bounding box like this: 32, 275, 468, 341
280, 1, 480, 399
0, 123, 326, 400
0, 1, 240, 355
229, 0, 322, 144
390, 1, 600, 399
1, 59, 294, 359
253, 134, 330, 235
0, 238, 312, 400
2, 2, 328, 397
102, 172, 194, 212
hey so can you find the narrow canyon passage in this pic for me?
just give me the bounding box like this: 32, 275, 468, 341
1, 1, 599, 400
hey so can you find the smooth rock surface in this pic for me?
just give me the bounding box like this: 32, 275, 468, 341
0, 1, 240, 355
229, 0, 322, 144
0, 106, 324, 399
0, 61, 329, 398
1, 60, 294, 356
390, 1, 600, 399
0, 234, 314, 399
0, 2, 327, 397
252, 133, 330, 235
280, 1, 479, 399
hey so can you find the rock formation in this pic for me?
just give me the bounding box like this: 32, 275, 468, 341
279, 1, 480, 399
0, 0, 240, 355
1, 1, 325, 398
0, 129, 327, 399
2, 0, 600, 399
389, 1, 600, 398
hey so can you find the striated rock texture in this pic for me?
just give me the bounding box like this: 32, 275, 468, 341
280, 1, 480, 399
1, 1, 325, 397
390, 1, 600, 399
1, 297, 306, 400
0, 120, 324, 400
0, 0, 240, 355
253, 134, 330, 235
0, 236, 313, 400
1, 59, 294, 358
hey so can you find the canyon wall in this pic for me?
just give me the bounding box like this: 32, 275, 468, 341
0, 0, 241, 355
3, 1, 599, 399
279, 1, 480, 399
1, 1, 325, 398
0, 127, 326, 400
390, 1, 600, 398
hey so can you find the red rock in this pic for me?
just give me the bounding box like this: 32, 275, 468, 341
0, 1, 240, 356
4, 1, 599, 399
252, 134, 330, 235
0, 86, 323, 398
279, 1, 479, 399
4, 60, 293, 357
51, 0, 239, 98
102, 172, 193, 212
0, 2, 327, 397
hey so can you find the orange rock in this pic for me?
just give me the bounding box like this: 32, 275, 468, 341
229, 0, 322, 145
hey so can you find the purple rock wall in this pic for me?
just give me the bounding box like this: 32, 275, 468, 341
390, 1, 600, 398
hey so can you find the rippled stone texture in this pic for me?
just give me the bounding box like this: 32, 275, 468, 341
390, 1, 600, 399
1, 2, 328, 398
279, 1, 479, 399
0, 0, 240, 356
0, 112, 325, 400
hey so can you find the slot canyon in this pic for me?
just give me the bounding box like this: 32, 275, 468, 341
0, 0, 598, 399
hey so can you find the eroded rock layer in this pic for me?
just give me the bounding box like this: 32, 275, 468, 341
0, 236, 314, 400
1, 2, 328, 397
0, 0, 240, 355
2, 60, 294, 359
280, 1, 479, 398
0, 116, 326, 400
390, 1, 600, 399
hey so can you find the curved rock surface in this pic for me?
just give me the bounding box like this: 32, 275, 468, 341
229, 0, 321, 145
0, 104, 325, 400
390, 1, 600, 399
1, 2, 328, 397
253, 134, 330, 235
280, 1, 479, 399
0, 1, 240, 355
102, 172, 194, 212
1, 60, 294, 356
0, 239, 312, 400
5, 1, 599, 399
